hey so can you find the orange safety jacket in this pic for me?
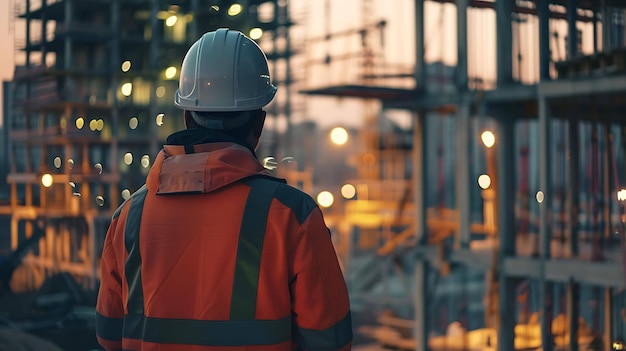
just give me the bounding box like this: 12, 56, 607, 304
95, 141, 352, 351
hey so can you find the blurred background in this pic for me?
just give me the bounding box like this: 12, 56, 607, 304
1, 0, 626, 350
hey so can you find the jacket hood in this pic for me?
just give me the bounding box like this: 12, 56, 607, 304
146, 141, 283, 195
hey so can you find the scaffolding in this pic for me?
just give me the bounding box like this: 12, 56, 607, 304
303, 1, 626, 350
3, 0, 297, 294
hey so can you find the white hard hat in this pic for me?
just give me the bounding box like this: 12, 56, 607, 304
175, 28, 277, 112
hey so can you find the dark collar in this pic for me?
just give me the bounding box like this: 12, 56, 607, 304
165, 128, 255, 155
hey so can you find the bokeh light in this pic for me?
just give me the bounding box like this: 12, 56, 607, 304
228, 3, 242, 16
330, 127, 348, 145
121, 82, 133, 96
536, 191, 544, 203
317, 191, 334, 208
121, 60, 131, 72
156, 113, 164, 126
121, 189, 131, 200
156, 86, 166, 97
165, 67, 177, 79
41, 174, 53, 188
96, 196, 105, 207
129, 117, 138, 129
262, 157, 277, 170
141, 155, 150, 168
75, 117, 84, 129
165, 15, 177, 27
341, 184, 356, 199
124, 152, 133, 165
249, 28, 263, 40
481, 131, 495, 148
478, 174, 491, 189
53, 157, 62, 169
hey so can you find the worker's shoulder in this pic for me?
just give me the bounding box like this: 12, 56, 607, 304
112, 184, 148, 220
246, 177, 318, 224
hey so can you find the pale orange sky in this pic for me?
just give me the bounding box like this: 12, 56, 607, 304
1, 0, 16, 113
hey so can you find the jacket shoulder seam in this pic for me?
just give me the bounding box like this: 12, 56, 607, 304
273, 183, 317, 224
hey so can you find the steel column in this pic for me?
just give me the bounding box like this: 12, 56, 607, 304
538, 96, 554, 351
538, 0, 550, 80
455, 99, 471, 249
413, 109, 428, 351
415, 0, 425, 89
567, 0, 579, 59
496, 0, 513, 85
456, 0, 468, 89
496, 115, 516, 351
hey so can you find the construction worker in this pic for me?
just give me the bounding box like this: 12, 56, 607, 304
95, 28, 352, 351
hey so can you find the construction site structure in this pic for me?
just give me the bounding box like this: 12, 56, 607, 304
2, 0, 298, 296
303, 1, 626, 350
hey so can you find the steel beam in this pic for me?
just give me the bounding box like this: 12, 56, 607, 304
539, 75, 626, 98
502, 257, 626, 287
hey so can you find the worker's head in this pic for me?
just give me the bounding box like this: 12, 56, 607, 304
174, 28, 277, 149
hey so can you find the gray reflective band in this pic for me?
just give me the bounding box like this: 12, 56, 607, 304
96, 312, 123, 341
122, 314, 291, 346
294, 311, 353, 351
230, 177, 280, 319
124, 186, 148, 317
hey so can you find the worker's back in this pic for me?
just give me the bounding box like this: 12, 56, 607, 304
96, 142, 352, 351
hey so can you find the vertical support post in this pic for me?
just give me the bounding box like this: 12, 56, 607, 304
455, 0, 470, 250
149, 0, 159, 157
25, 0, 31, 66
40, 0, 47, 63
64, 0, 75, 98
567, 0, 579, 59
413, 110, 428, 351
413, 111, 428, 247
604, 287, 612, 350
456, 0, 468, 89
110, 0, 120, 211
415, 260, 429, 351
603, 122, 612, 245
538, 0, 551, 80
593, 0, 599, 53
284, 0, 293, 154
190, 0, 199, 41
414, 0, 425, 90
567, 119, 580, 257
496, 114, 516, 351
602, 3, 612, 52
455, 100, 471, 249
567, 278, 580, 351
496, 0, 513, 86
538, 96, 553, 351
566, 116, 580, 351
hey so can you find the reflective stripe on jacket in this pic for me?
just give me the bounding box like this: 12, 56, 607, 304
96, 142, 352, 351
